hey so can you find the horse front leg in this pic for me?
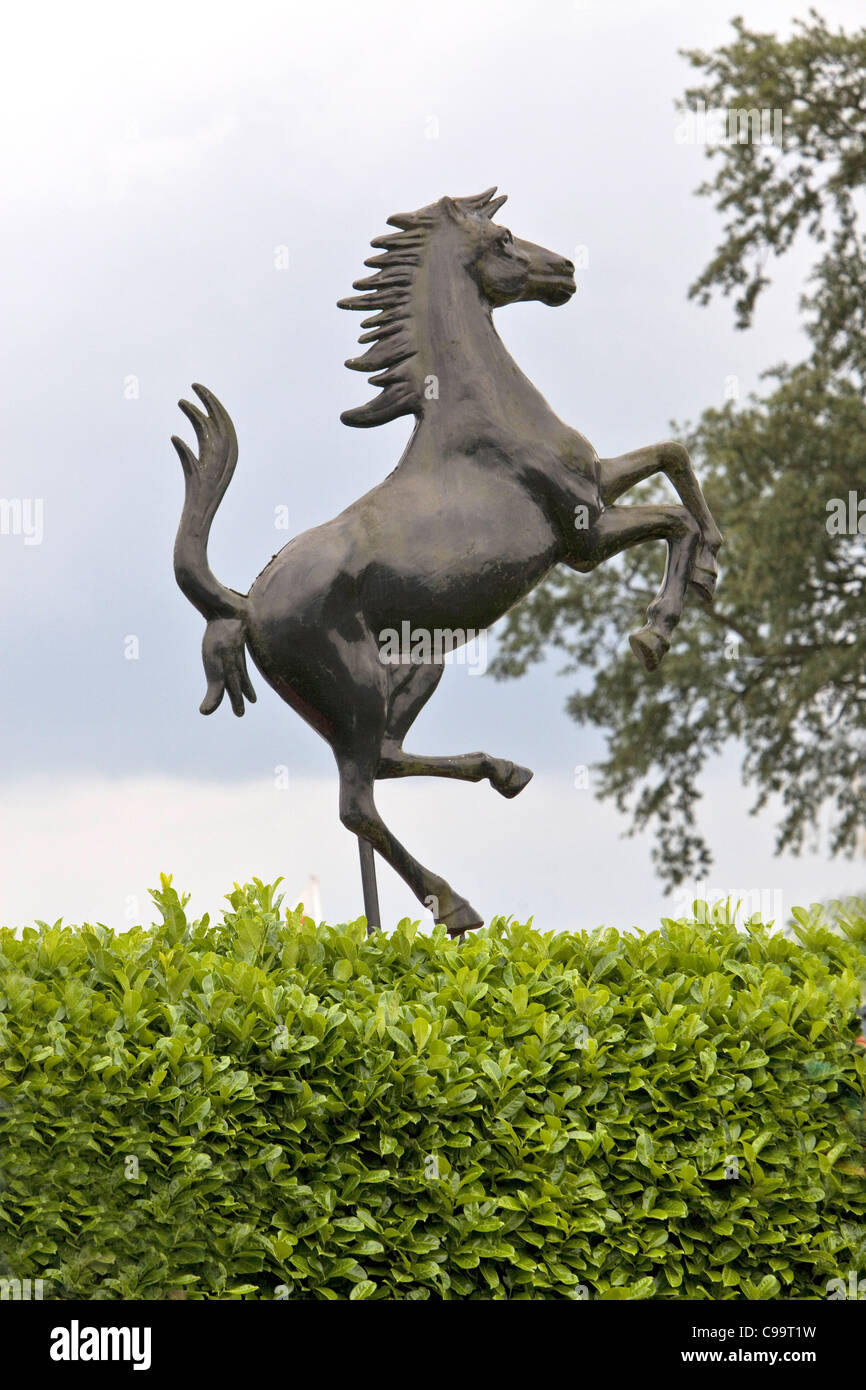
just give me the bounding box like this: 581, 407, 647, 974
584, 504, 701, 671
598, 442, 722, 601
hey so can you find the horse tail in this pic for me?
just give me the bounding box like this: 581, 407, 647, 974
171, 383, 256, 717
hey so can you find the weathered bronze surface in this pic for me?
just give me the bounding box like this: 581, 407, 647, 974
171, 188, 722, 935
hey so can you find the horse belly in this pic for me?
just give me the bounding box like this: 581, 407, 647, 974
245, 475, 560, 686
362, 495, 558, 633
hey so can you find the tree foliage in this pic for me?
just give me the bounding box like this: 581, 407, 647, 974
493, 10, 866, 889
680, 9, 866, 351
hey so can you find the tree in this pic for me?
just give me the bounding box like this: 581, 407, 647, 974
491, 11, 866, 890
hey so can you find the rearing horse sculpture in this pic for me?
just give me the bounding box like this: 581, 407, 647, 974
171, 187, 722, 936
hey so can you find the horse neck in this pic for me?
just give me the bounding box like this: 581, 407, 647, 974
411, 247, 555, 441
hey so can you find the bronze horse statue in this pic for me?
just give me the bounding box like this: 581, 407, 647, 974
171, 187, 722, 936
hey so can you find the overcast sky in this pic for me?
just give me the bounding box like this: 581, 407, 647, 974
1, 0, 863, 932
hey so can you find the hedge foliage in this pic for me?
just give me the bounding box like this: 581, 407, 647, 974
0, 880, 864, 1300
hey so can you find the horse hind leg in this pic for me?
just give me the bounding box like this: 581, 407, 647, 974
325, 656, 484, 934
337, 744, 484, 935
380, 662, 533, 799
380, 746, 533, 799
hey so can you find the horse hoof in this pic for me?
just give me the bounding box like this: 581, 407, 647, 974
690, 540, 719, 602
629, 625, 670, 672
495, 761, 534, 799
690, 567, 717, 602
439, 899, 485, 937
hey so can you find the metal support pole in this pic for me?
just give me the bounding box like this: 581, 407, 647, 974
358, 836, 381, 935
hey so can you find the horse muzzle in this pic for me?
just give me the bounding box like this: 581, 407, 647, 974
533, 272, 577, 306
517, 247, 576, 306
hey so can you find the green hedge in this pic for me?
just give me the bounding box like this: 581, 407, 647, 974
0, 880, 864, 1300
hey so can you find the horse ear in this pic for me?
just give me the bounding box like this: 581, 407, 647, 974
484, 194, 508, 219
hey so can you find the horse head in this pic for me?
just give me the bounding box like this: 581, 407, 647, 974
437, 190, 576, 309
337, 187, 576, 428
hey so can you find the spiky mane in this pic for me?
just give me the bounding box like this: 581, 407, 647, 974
337, 187, 508, 428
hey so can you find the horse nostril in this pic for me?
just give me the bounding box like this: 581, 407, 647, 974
562, 259, 575, 274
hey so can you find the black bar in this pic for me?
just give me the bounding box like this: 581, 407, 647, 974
7, 1297, 861, 1378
